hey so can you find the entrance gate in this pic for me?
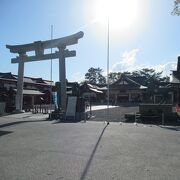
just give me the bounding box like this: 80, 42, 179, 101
6, 31, 84, 112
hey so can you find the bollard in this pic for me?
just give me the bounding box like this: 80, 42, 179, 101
84, 104, 86, 123
162, 112, 165, 126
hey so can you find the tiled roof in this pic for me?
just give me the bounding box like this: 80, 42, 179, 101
0, 72, 54, 86
171, 56, 180, 82
111, 73, 145, 88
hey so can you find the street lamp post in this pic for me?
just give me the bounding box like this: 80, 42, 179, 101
107, 17, 110, 122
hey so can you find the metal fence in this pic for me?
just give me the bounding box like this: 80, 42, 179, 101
24, 104, 55, 114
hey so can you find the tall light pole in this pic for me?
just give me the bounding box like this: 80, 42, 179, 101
107, 17, 110, 121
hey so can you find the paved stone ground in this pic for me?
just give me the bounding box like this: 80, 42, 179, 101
90, 105, 139, 122
0, 112, 180, 180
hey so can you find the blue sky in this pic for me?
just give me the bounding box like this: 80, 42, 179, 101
0, 0, 180, 82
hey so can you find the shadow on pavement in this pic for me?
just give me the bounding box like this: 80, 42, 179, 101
0, 130, 13, 137
80, 123, 109, 180
158, 126, 180, 131
52, 119, 82, 124
0, 120, 46, 128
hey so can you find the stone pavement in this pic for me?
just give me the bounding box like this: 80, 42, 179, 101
90, 105, 139, 122
0, 112, 180, 180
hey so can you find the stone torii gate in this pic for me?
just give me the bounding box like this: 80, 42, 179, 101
6, 31, 84, 112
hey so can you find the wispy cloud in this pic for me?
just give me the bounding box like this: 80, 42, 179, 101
70, 50, 177, 82
153, 62, 177, 76
112, 49, 139, 72
111, 49, 177, 76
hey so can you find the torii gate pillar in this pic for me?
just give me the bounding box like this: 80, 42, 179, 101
59, 47, 67, 110
16, 54, 25, 111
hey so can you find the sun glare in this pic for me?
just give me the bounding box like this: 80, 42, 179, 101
94, 0, 139, 30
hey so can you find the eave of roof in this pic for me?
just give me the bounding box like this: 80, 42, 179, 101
170, 74, 180, 84
89, 87, 103, 93
14, 89, 44, 95
0, 77, 55, 86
